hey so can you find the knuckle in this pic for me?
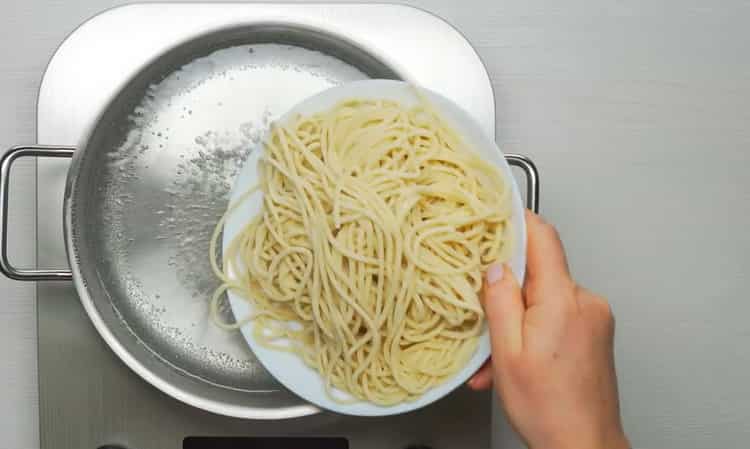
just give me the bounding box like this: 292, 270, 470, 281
576, 285, 616, 331
573, 283, 584, 296
596, 296, 616, 329
544, 222, 561, 240
507, 356, 539, 389
505, 352, 534, 379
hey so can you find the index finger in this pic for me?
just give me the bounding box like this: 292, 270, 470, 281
524, 210, 573, 306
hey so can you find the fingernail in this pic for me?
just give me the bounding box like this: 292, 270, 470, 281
486, 263, 504, 285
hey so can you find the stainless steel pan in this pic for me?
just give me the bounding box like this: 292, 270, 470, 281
1, 23, 538, 419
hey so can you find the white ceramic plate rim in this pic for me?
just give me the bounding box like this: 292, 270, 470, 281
223, 79, 527, 416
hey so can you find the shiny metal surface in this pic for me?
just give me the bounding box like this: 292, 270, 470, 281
65, 26, 397, 418
35, 2, 500, 429
506, 154, 540, 213
0, 146, 73, 280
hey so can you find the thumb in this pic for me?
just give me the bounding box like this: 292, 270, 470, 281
482, 263, 525, 358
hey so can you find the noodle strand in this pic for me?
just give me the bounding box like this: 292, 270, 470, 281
211, 98, 513, 405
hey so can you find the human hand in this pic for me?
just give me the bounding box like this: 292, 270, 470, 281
469, 211, 629, 449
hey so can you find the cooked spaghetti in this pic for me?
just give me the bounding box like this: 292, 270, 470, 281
211, 98, 513, 405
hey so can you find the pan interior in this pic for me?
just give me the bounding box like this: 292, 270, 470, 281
70, 26, 399, 395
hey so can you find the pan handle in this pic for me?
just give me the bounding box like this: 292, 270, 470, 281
505, 153, 540, 213
0, 146, 75, 281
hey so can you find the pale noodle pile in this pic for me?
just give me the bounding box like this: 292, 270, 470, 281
211, 98, 513, 405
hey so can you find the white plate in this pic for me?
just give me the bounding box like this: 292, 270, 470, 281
223, 79, 527, 416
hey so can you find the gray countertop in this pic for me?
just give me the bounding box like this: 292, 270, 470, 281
2, 1, 750, 448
